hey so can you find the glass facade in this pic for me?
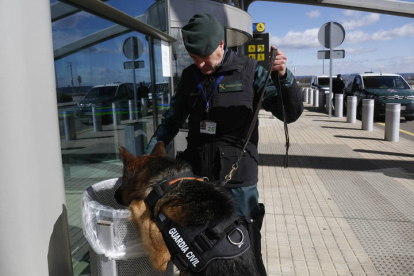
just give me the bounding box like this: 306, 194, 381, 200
50, 1, 170, 274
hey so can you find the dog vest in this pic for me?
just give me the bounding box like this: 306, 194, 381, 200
144, 171, 251, 273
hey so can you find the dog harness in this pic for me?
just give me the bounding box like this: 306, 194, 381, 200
144, 171, 251, 273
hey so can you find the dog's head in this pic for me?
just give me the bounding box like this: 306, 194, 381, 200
115, 142, 187, 205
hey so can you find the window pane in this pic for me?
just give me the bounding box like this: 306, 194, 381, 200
51, 1, 168, 274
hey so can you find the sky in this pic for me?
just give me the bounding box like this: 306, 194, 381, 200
248, 1, 414, 77
51, 0, 414, 87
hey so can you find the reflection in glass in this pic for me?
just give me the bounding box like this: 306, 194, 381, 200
51, 1, 168, 274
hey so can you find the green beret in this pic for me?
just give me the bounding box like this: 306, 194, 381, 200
181, 13, 224, 56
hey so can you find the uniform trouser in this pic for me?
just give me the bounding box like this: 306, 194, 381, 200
228, 185, 267, 276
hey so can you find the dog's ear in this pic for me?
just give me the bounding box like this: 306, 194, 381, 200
119, 146, 138, 166
150, 141, 167, 157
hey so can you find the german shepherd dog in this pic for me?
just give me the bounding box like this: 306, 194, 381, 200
116, 142, 260, 276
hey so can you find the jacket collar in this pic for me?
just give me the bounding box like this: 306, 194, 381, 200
214, 49, 238, 74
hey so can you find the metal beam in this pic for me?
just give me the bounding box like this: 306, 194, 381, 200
244, 0, 414, 18
58, 0, 176, 43
50, 2, 80, 22
51, 0, 108, 22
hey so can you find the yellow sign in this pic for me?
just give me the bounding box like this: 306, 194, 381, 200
257, 54, 265, 61
257, 44, 265, 52
248, 54, 256, 59
248, 45, 256, 52
256, 23, 265, 32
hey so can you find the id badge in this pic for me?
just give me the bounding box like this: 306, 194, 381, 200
200, 120, 217, 134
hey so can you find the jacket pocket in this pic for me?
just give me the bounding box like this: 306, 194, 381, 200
218, 144, 259, 186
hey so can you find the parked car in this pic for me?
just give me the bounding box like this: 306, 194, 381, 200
310, 75, 332, 93
344, 73, 414, 121
76, 83, 136, 124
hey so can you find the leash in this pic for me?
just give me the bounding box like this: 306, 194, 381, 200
221, 48, 278, 186
271, 62, 290, 168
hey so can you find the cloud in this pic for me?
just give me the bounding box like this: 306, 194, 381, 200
345, 30, 370, 44
371, 23, 414, 40
272, 22, 414, 51
345, 46, 376, 55
52, 12, 94, 29
385, 56, 414, 72
271, 28, 320, 49
341, 13, 380, 30
52, 30, 84, 49
293, 56, 414, 76
345, 23, 414, 43
343, 10, 360, 17
306, 10, 320, 18
83, 45, 121, 54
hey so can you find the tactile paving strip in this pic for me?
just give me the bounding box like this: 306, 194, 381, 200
303, 144, 414, 276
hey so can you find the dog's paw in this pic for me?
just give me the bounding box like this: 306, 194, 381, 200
130, 200, 171, 272
150, 252, 171, 272
148, 220, 171, 271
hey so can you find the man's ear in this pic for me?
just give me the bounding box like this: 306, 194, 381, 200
150, 141, 167, 157
219, 39, 224, 49
119, 146, 138, 166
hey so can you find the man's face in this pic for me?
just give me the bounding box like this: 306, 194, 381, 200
188, 40, 224, 75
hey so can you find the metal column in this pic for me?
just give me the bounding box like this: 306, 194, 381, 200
0, 0, 73, 275
362, 99, 374, 131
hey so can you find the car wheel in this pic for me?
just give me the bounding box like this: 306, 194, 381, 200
373, 108, 381, 122
405, 116, 414, 121
343, 99, 347, 115
357, 103, 362, 120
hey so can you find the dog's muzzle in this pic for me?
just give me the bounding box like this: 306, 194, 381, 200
114, 186, 125, 206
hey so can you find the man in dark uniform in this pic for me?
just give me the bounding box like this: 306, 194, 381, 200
333, 74, 345, 94
145, 13, 303, 275
138, 81, 149, 116
332, 74, 345, 108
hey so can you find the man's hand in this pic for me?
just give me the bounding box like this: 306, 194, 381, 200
270, 46, 287, 77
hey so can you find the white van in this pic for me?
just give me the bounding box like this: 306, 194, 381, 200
310, 75, 332, 93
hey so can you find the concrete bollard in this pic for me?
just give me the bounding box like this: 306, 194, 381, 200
325, 94, 331, 113
334, 94, 343, 117
63, 111, 76, 140
304, 88, 309, 103
112, 102, 121, 126
362, 99, 374, 131
347, 96, 357, 123
308, 88, 314, 105
313, 89, 319, 107
385, 103, 401, 142
124, 122, 145, 157
92, 106, 102, 132
128, 99, 135, 120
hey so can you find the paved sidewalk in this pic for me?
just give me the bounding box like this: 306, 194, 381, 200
258, 105, 414, 276
64, 103, 414, 276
